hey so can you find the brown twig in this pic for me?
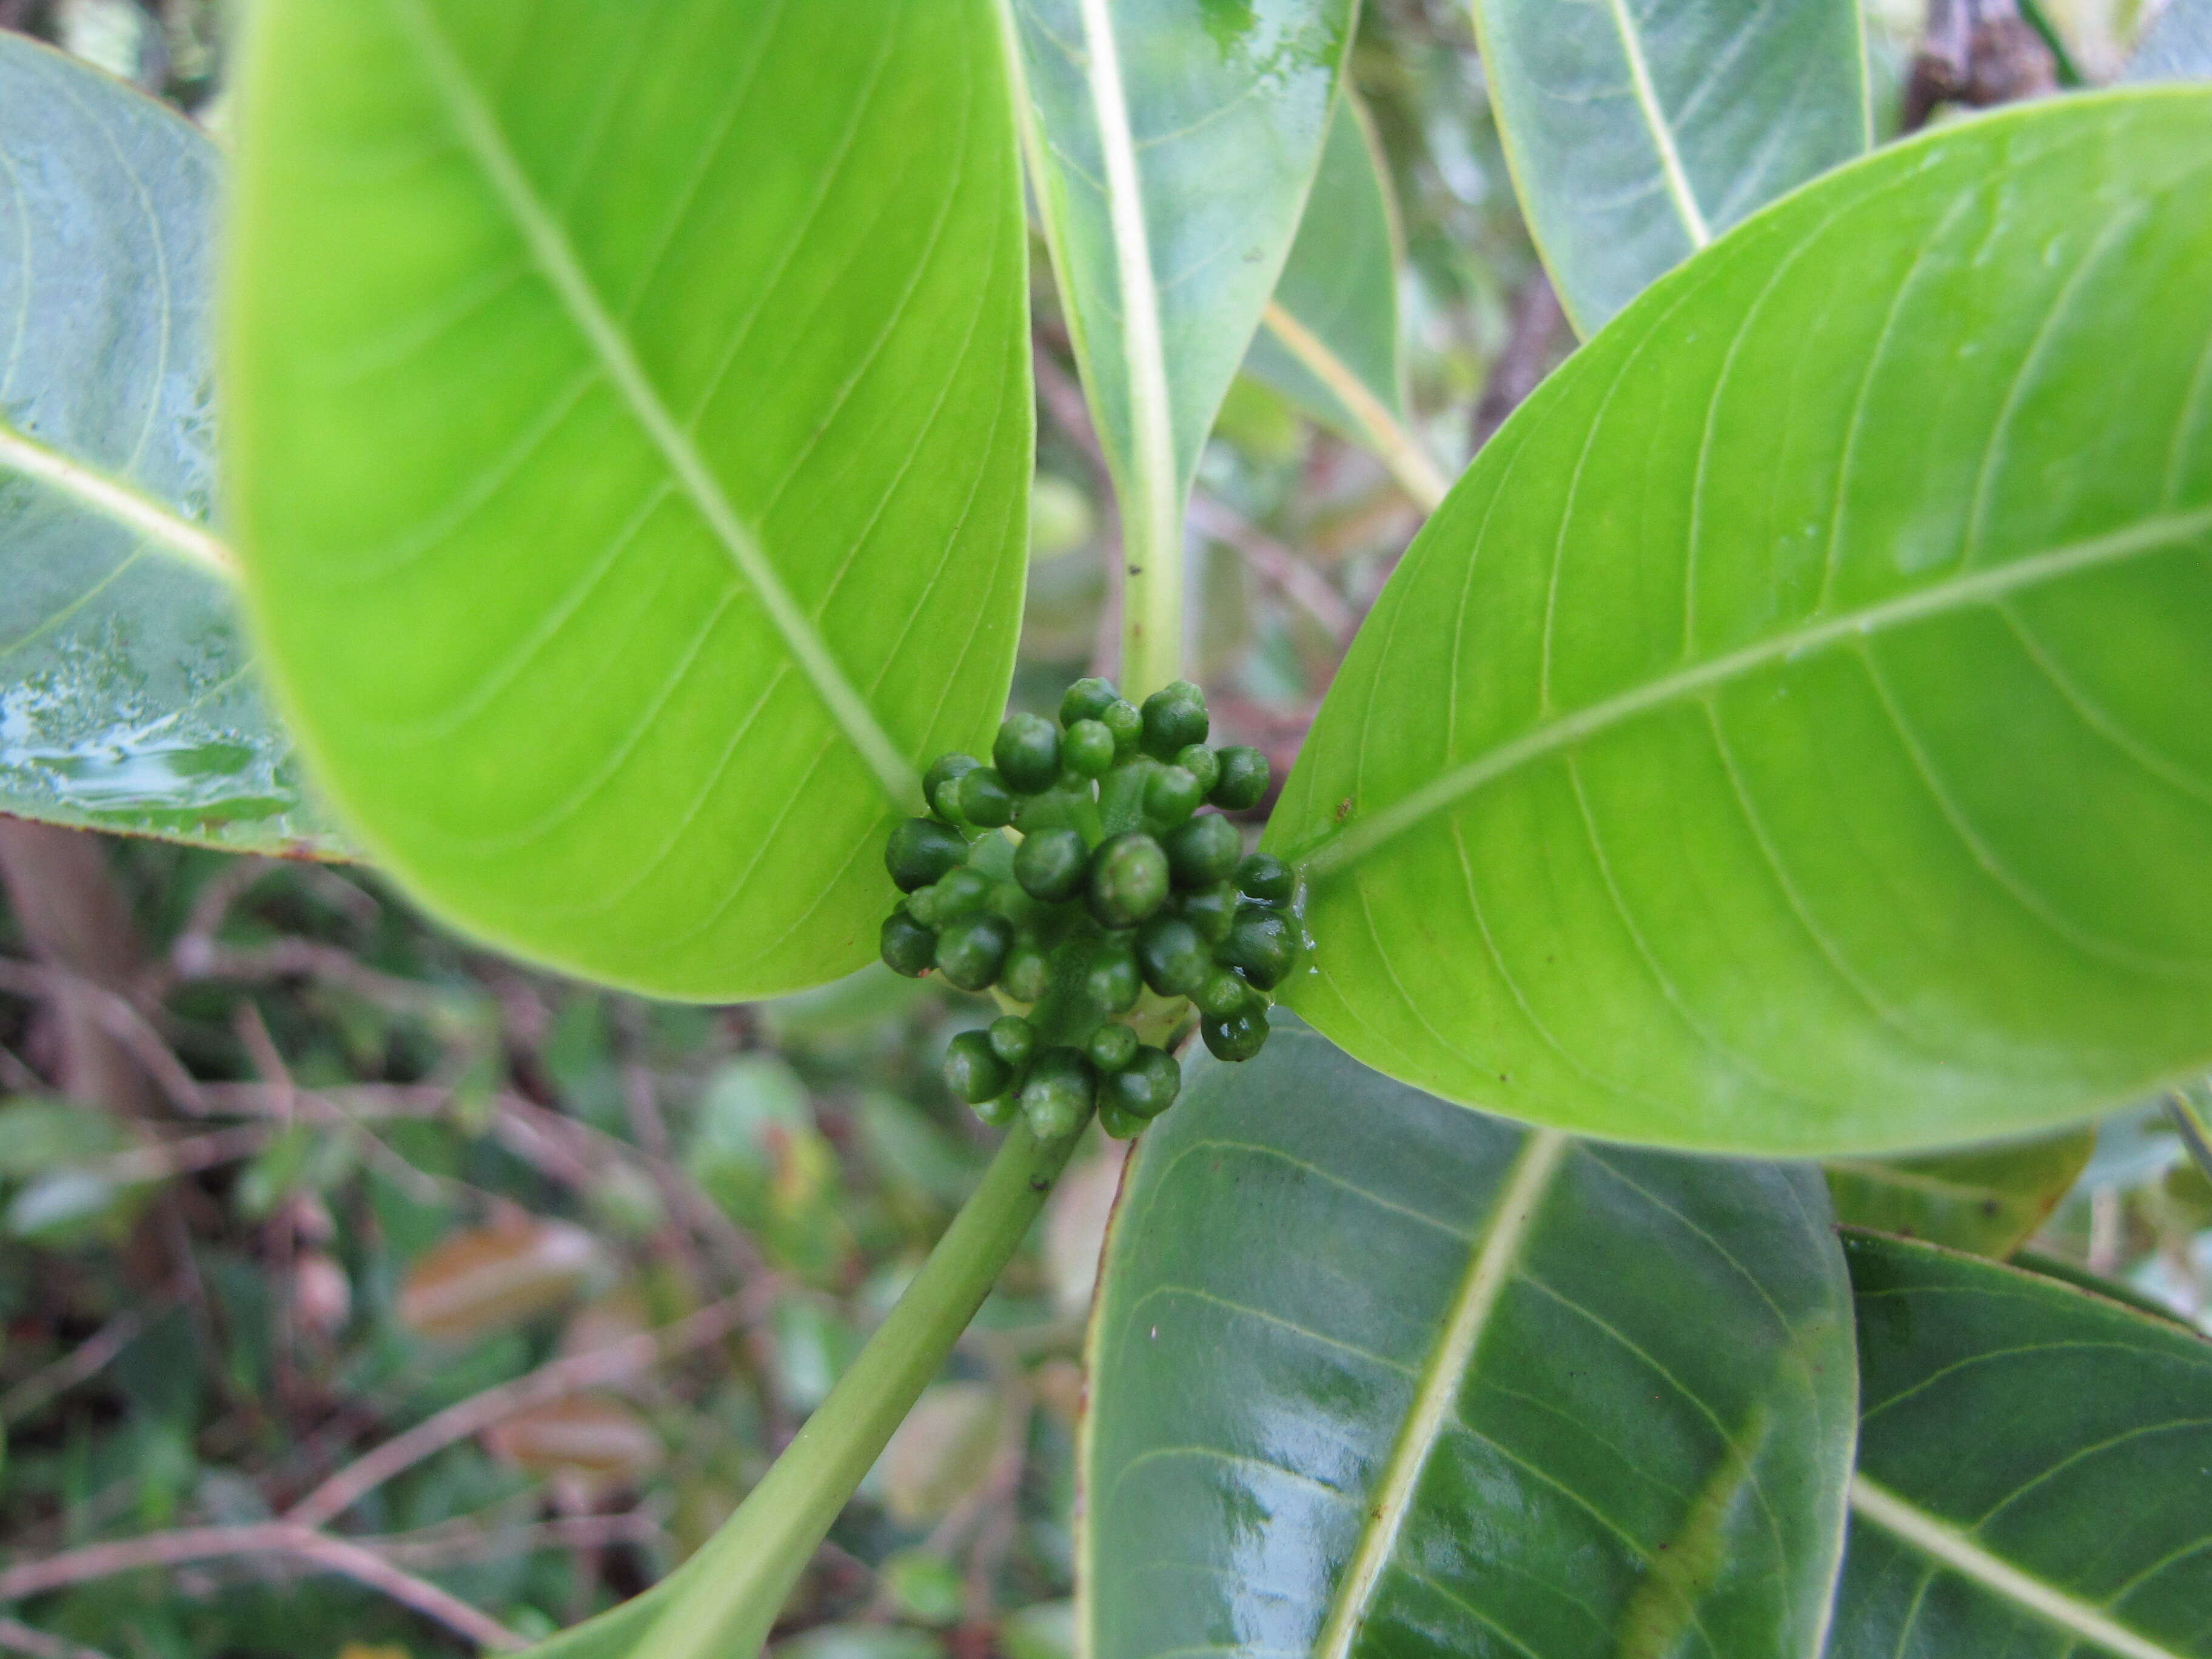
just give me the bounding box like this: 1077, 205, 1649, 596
0, 1525, 521, 1650
1186, 494, 1354, 646
285, 1292, 759, 1529
1470, 273, 1569, 454
0, 960, 201, 1117
0, 820, 152, 1115
0, 1617, 116, 1659
0, 1316, 143, 1425
365, 1510, 666, 1570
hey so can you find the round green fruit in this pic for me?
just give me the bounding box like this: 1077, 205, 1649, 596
1218, 905, 1295, 990
994, 712, 1061, 794
1136, 916, 1210, 997
1021, 1048, 1096, 1139
885, 819, 968, 892
1107, 1046, 1181, 1119
955, 767, 1016, 828
1235, 851, 1295, 905
1201, 1005, 1269, 1062
943, 1030, 1013, 1102
1087, 833, 1170, 928
935, 914, 1013, 992
1063, 719, 1116, 777
880, 911, 937, 977
1087, 1022, 1139, 1073
923, 753, 981, 821
1013, 826, 1089, 903
988, 1014, 1037, 1073
1210, 746, 1269, 811
1164, 813, 1241, 889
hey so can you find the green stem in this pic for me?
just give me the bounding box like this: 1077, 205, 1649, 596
2013, 0, 2086, 88
1119, 468, 1186, 706
632, 1114, 1087, 1659
2166, 1091, 2212, 1188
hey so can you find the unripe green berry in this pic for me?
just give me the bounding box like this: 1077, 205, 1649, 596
1098, 1097, 1146, 1140
935, 914, 1013, 991
1236, 852, 1295, 905
1176, 744, 1219, 796
1086, 947, 1142, 1013
1013, 826, 1089, 903
1087, 1021, 1139, 1073
924, 753, 982, 822
1140, 680, 1209, 759
880, 911, 937, 977
1087, 832, 1170, 928
1136, 916, 1210, 997
1145, 765, 1205, 827
1101, 699, 1144, 754
1063, 719, 1116, 777
994, 712, 1062, 794
1021, 1048, 1095, 1139
1176, 880, 1238, 943
1107, 1046, 1181, 1119
1210, 746, 1270, 811
1061, 677, 1120, 728
973, 1091, 1022, 1128
1201, 1005, 1269, 1063
1000, 947, 1049, 1005
1218, 905, 1295, 990
886, 818, 968, 892
1163, 813, 1241, 889
1195, 967, 1255, 1019
931, 867, 993, 921
944, 1030, 1013, 1102
956, 767, 1016, 828
988, 1014, 1036, 1072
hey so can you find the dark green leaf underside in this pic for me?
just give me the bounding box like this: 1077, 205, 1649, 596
1835, 1233, 2212, 1658
1082, 1019, 1855, 1658
1270, 92, 2212, 1156
0, 34, 337, 854
1471, 0, 1867, 332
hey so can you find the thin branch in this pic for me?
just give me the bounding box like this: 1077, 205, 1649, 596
0, 1525, 520, 1651
1187, 493, 1353, 645
367, 1510, 666, 1570
0, 1315, 143, 1425
285, 1292, 759, 1529
0, 961, 203, 1116
0, 1617, 116, 1659
2167, 1092, 2212, 1188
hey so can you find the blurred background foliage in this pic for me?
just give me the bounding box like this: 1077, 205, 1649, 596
0, 0, 2202, 1654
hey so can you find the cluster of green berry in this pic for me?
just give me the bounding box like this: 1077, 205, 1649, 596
878, 678, 1299, 1141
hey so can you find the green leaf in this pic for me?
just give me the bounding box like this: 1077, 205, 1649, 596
1470, 0, 1868, 333
1002, 0, 1354, 692
1082, 1019, 1856, 1657
0, 33, 335, 854
225, 0, 1033, 999
1270, 92, 2212, 1156
1244, 96, 1447, 511
1824, 1128, 2095, 1256
1835, 1231, 2212, 1658
2128, 0, 2212, 81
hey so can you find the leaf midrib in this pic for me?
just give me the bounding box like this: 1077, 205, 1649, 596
1312, 1127, 1570, 1653
0, 415, 232, 578
381, 0, 923, 811
1849, 1475, 2187, 1659
1296, 506, 2212, 877
1603, 0, 1712, 248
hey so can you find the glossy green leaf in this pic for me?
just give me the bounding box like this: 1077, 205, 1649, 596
1834, 1231, 2212, 1658
1082, 1018, 1856, 1657
1470, 0, 1868, 333
1003, 0, 1353, 690
1824, 1127, 2095, 1256
1270, 92, 2212, 1156
226, 0, 1031, 997
0, 33, 335, 854
1244, 97, 1447, 511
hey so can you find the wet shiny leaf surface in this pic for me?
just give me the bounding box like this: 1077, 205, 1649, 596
1270, 94, 2212, 1155
1082, 1019, 1855, 1657
1834, 1232, 2212, 1658
0, 34, 335, 853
